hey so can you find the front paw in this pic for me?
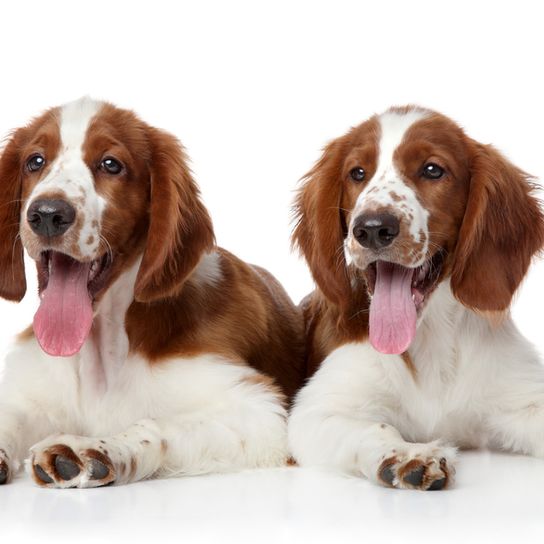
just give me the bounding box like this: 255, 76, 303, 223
377, 442, 457, 490
28, 435, 115, 489
0, 449, 10, 485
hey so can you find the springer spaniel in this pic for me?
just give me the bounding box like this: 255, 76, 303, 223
289, 106, 544, 490
0, 97, 304, 488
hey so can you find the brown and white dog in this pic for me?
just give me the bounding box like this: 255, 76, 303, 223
0, 97, 304, 488
288, 106, 544, 490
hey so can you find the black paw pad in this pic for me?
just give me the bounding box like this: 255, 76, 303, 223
54, 455, 81, 480
0, 466, 8, 485
403, 465, 425, 487
34, 464, 54, 484
379, 463, 395, 486
428, 477, 447, 491
89, 458, 110, 480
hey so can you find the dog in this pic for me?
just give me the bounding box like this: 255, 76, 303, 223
288, 106, 544, 490
0, 97, 304, 488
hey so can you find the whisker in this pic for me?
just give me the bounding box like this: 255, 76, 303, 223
99, 234, 113, 261
0, 199, 26, 210
9, 233, 24, 288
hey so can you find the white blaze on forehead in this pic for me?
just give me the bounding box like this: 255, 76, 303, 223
60, 97, 103, 150
26, 97, 106, 259
375, 109, 429, 176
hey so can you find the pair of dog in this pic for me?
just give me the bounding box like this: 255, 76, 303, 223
0, 99, 542, 490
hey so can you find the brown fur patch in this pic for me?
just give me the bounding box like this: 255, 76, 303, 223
17, 325, 34, 342
401, 352, 417, 378
126, 249, 305, 400
129, 456, 137, 479
0, 108, 61, 301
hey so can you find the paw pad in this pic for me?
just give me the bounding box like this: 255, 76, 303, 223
378, 453, 452, 491
0, 450, 9, 485
34, 464, 54, 484
402, 464, 425, 487
30, 443, 115, 488
0, 465, 8, 485
54, 454, 81, 481
88, 458, 110, 480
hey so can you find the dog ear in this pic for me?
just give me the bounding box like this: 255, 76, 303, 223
134, 128, 215, 302
0, 129, 27, 301
293, 139, 351, 308
451, 141, 544, 311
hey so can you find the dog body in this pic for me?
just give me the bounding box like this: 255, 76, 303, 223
289, 107, 544, 490
0, 98, 304, 487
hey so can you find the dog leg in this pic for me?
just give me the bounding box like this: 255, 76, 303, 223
288, 344, 456, 490
28, 371, 288, 488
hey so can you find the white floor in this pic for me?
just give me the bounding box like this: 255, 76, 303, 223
1, 450, 543, 544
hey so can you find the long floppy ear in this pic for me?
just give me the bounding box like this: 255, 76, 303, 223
292, 139, 351, 307
134, 128, 215, 302
451, 141, 544, 311
0, 130, 27, 301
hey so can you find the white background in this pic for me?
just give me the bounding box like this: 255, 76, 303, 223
0, 1, 543, 542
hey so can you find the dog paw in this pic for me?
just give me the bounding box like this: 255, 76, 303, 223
28, 436, 115, 488
377, 442, 456, 490
0, 449, 10, 485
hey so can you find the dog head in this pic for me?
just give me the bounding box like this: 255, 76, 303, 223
0, 97, 214, 356
294, 106, 544, 354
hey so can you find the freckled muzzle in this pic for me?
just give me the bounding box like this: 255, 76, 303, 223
23, 195, 113, 358
346, 203, 441, 356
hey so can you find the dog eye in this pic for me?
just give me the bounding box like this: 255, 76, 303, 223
27, 154, 46, 172
422, 163, 445, 180
349, 167, 366, 182
100, 157, 124, 175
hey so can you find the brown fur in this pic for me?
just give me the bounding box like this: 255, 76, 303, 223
451, 141, 544, 310
126, 248, 305, 400
0, 101, 306, 402
0, 109, 61, 301
294, 106, 544, 376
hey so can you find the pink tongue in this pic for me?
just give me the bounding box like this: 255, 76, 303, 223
369, 261, 416, 355
33, 253, 93, 357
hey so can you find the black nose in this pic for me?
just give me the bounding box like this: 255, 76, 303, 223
353, 213, 400, 250
26, 199, 76, 237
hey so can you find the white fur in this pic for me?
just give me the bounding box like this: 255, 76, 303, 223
0, 258, 286, 487
190, 251, 223, 287
346, 108, 430, 267
0, 256, 287, 487
288, 281, 544, 487
22, 97, 105, 260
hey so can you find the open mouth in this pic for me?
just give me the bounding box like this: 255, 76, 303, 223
363, 251, 444, 355
38, 250, 113, 297
364, 250, 444, 312
34, 251, 113, 358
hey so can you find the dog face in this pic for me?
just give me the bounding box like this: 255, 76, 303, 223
294, 106, 544, 354
0, 97, 214, 357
